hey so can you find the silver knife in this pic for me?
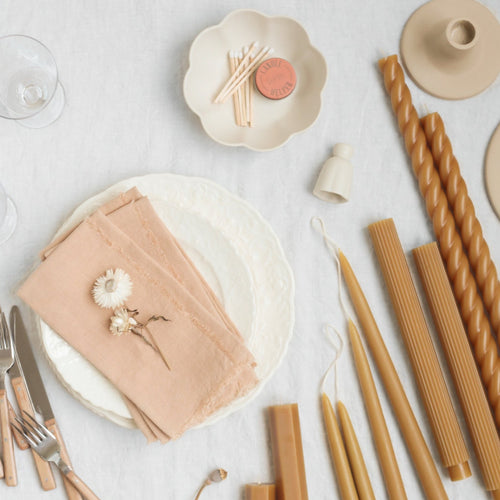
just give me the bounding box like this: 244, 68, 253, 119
6, 310, 32, 452
11, 306, 82, 500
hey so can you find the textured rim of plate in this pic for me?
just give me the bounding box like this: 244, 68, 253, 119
183, 9, 328, 151
39, 173, 295, 429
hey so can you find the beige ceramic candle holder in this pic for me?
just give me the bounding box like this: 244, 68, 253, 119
400, 0, 500, 99
486, 123, 500, 221
313, 143, 354, 203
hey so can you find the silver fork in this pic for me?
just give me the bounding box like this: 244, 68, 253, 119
0, 309, 17, 486
13, 411, 100, 500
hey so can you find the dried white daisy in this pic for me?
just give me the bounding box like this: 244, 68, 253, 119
92, 268, 132, 309
109, 308, 137, 336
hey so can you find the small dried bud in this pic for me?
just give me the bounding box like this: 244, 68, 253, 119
195, 468, 228, 499
208, 468, 227, 483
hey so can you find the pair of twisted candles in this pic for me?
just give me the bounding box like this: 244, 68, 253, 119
378, 54, 500, 498
421, 112, 500, 347
378, 55, 500, 428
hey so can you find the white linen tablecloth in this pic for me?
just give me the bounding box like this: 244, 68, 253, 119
1, 1, 500, 498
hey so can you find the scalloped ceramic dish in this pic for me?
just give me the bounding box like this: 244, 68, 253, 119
183, 10, 327, 151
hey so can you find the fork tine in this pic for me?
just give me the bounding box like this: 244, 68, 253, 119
16, 416, 44, 444
15, 417, 41, 444
0, 313, 5, 349
12, 421, 38, 448
2, 314, 10, 349
3, 312, 13, 354
22, 411, 55, 439
19, 415, 46, 441
1, 311, 11, 352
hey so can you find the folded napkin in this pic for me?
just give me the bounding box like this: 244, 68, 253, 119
19, 188, 258, 442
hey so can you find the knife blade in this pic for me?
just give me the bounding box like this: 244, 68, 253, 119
6, 312, 31, 451
11, 306, 81, 500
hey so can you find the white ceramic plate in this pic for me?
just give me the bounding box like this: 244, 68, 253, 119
39, 174, 295, 429
183, 10, 327, 151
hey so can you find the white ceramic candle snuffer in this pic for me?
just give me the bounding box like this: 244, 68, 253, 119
313, 143, 354, 203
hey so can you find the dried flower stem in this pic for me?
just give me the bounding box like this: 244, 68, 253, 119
194, 469, 228, 500
127, 309, 171, 370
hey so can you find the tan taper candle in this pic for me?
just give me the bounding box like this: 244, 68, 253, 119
368, 218, 470, 481
245, 484, 276, 500
347, 320, 403, 499
338, 251, 448, 500
337, 401, 375, 500
321, 393, 359, 500
268, 404, 309, 500
414, 242, 500, 499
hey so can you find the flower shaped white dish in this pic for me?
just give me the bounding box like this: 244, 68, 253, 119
183, 10, 327, 151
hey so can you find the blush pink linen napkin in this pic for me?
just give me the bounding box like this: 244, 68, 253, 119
18, 188, 258, 442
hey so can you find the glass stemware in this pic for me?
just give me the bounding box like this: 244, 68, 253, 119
0, 184, 17, 244
0, 35, 64, 128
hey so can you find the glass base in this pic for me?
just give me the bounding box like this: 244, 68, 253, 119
0, 197, 17, 244
18, 81, 65, 128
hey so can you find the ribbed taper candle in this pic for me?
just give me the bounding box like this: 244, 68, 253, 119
378, 54, 500, 427
369, 218, 470, 480
414, 242, 500, 499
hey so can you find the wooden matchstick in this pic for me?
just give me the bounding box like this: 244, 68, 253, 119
214, 41, 258, 102
237, 52, 246, 125
218, 46, 272, 103
228, 52, 241, 126
244, 46, 251, 126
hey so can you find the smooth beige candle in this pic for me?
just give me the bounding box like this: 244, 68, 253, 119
322, 393, 359, 500
347, 320, 406, 500
337, 400, 376, 500
245, 484, 276, 500
338, 251, 448, 500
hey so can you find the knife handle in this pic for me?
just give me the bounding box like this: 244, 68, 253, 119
0, 455, 4, 479
7, 398, 29, 450
11, 377, 56, 490
46, 419, 83, 500
65, 470, 100, 500
0, 388, 17, 486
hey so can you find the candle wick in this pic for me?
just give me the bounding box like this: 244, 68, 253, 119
320, 325, 345, 400
311, 216, 352, 323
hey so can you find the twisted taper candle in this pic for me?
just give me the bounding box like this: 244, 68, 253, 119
422, 112, 500, 345
378, 55, 500, 427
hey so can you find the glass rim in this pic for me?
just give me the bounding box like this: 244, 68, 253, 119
0, 34, 59, 121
